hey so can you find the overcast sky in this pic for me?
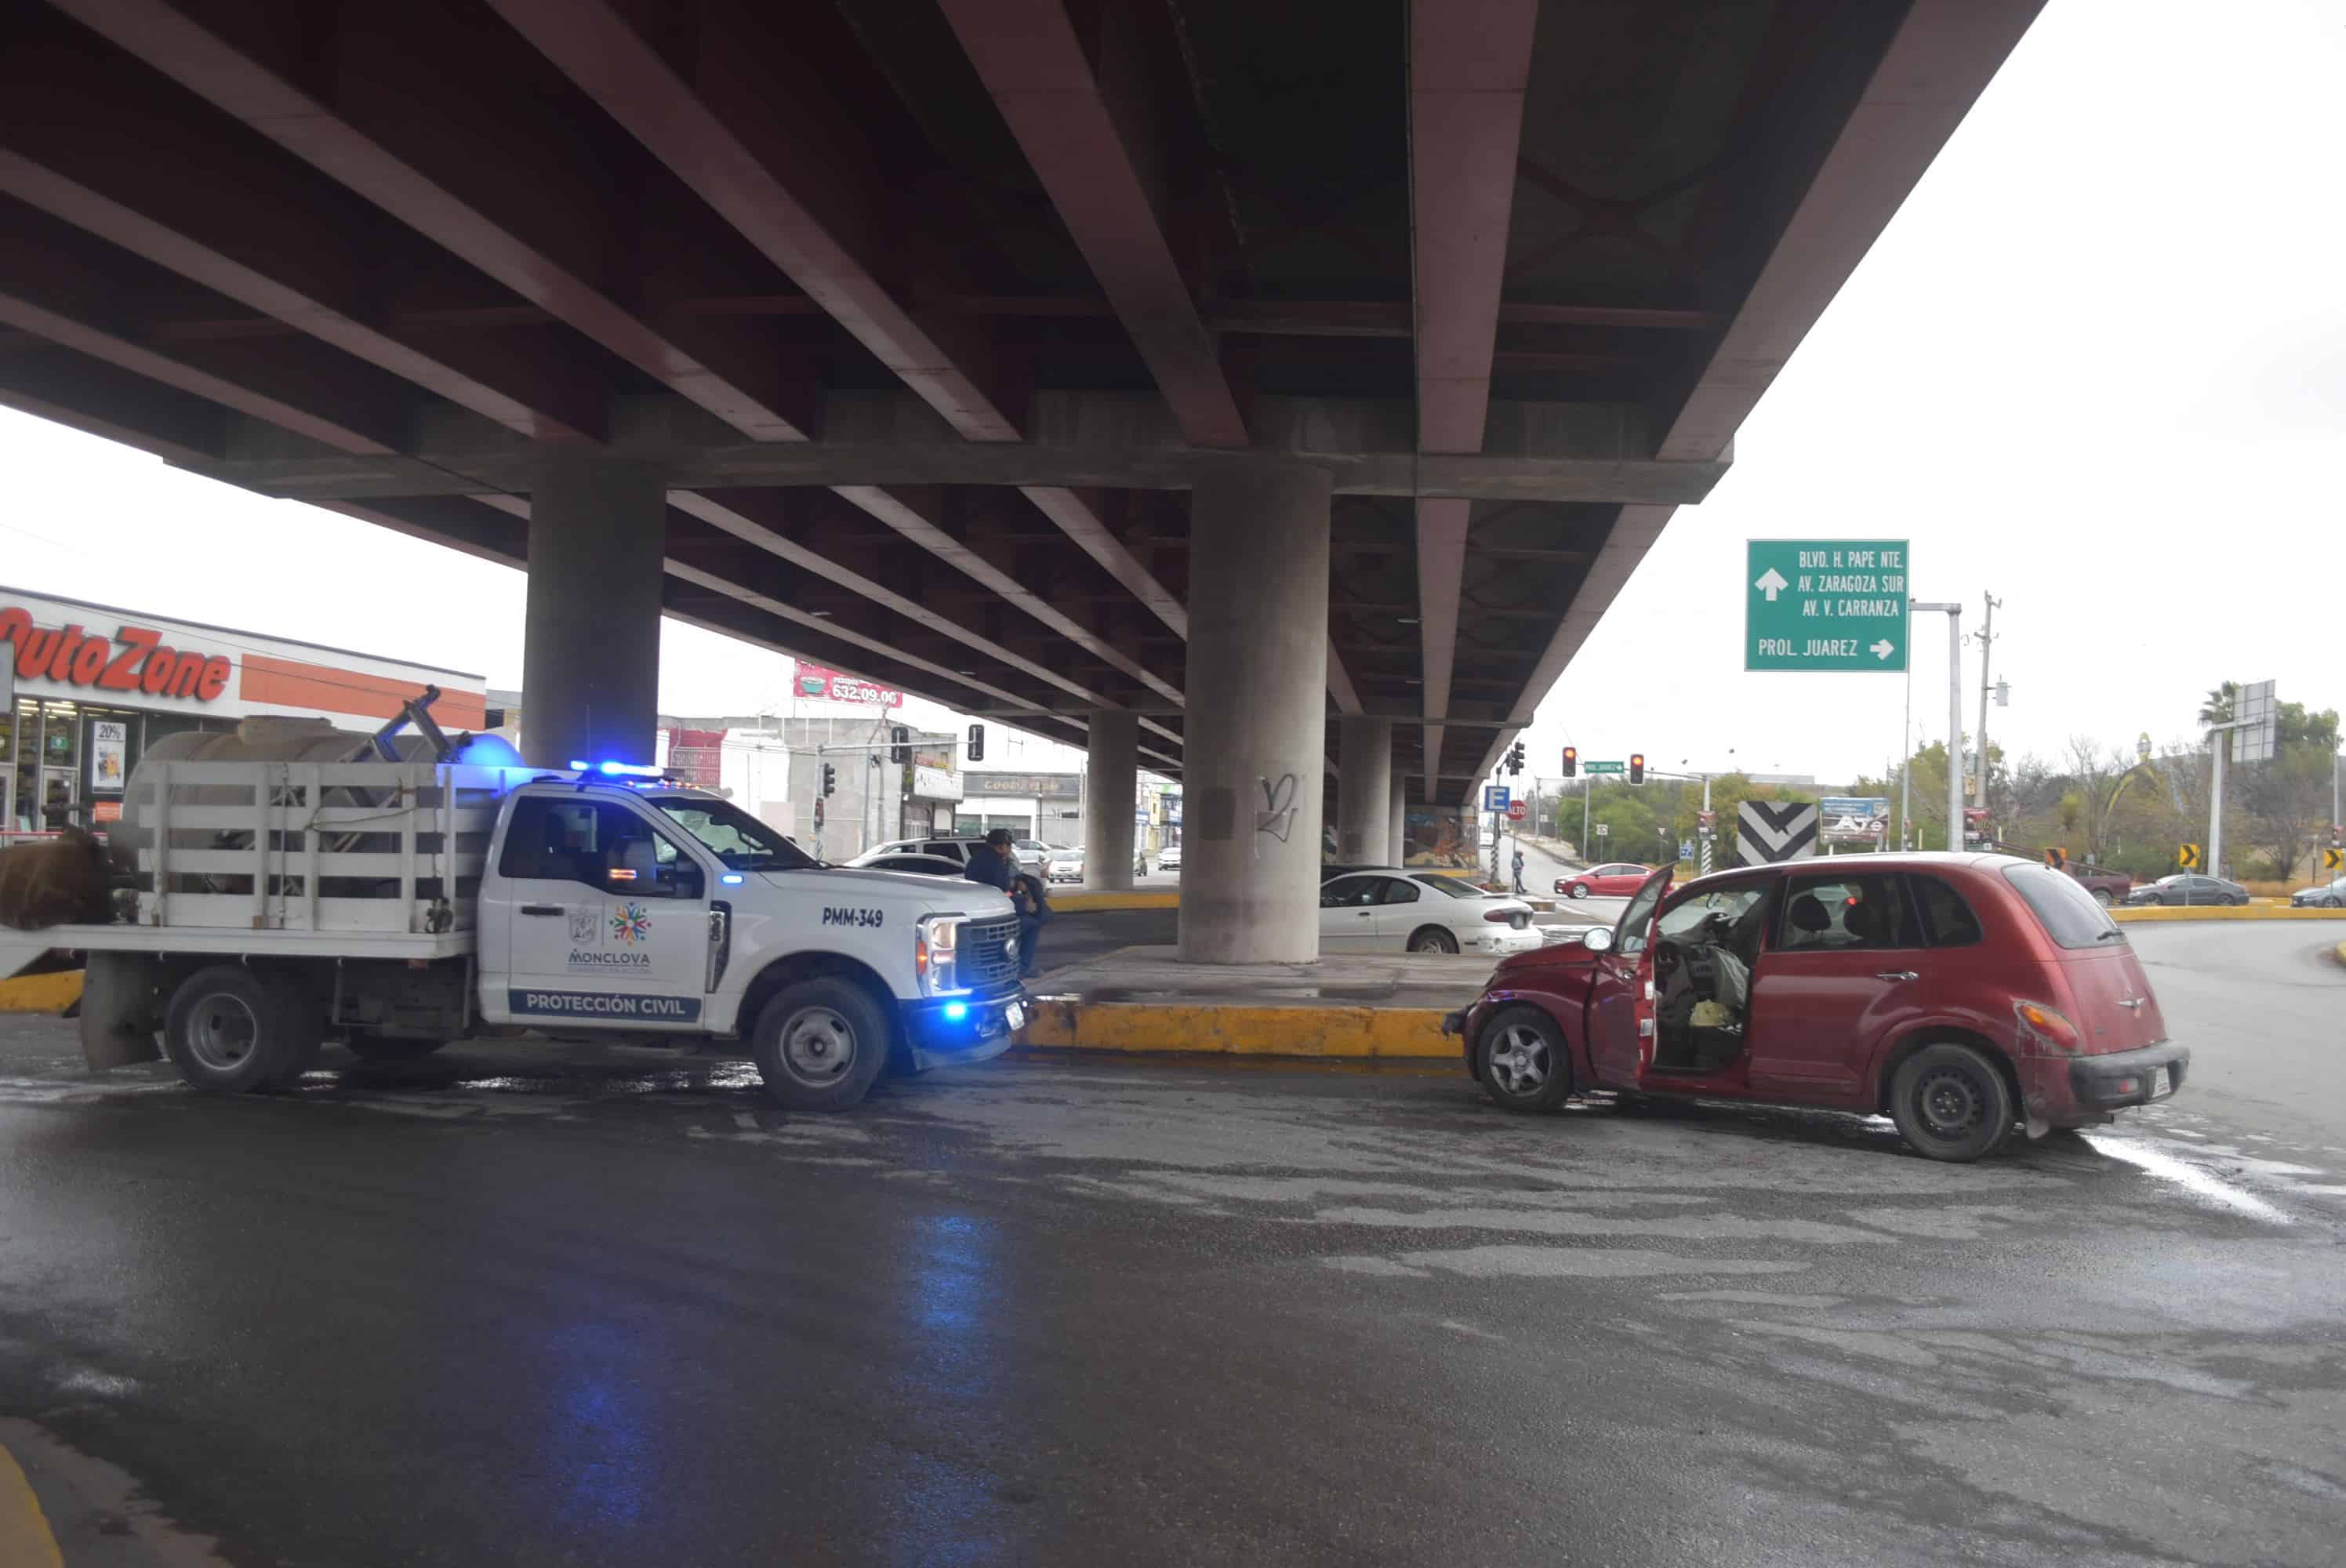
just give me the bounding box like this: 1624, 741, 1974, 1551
0, 0, 2336, 786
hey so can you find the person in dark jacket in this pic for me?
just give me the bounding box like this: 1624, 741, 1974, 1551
1010, 869, 1051, 978
962, 828, 1017, 893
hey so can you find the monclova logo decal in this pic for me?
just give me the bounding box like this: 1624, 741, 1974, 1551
0, 608, 232, 702
569, 901, 653, 969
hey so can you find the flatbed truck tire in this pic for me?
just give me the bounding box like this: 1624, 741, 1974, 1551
750, 978, 892, 1112
163, 965, 316, 1094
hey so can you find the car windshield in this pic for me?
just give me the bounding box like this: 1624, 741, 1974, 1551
1417, 876, 1486, 899
649, 796, 819, 871
2003, 862, 2125, 949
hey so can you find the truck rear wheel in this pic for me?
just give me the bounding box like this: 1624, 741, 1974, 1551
750, 978, 892, 1111
163, 965, 316, 1094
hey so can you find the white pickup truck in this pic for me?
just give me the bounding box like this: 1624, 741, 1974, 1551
3, 756, 1030, 1109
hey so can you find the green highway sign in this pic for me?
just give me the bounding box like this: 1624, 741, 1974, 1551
1582, 760, 1625, 775
1746, 539, 1909, 673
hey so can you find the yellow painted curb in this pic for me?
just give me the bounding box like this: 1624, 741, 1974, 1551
2110, 906, 2346, 924
1049, 891, 1180, 912
0, 1441, 65, 1568
0, 970, 82, 1013
1020, 998, 1454, 1058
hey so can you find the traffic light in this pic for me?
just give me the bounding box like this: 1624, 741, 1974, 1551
821, 763, 837, 797
890, 724, 910, 764
1506, 741, 1525, 776
1628, 753, 1645, 785
966, 722, 986, 762
1560, 746, 1577, 778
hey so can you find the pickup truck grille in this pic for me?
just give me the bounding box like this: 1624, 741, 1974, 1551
961, 916, 1022, 988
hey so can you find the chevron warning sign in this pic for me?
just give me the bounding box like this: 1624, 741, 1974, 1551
1737, 800, 1821, 865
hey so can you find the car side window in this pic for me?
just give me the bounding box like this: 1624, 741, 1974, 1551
1382, 878, 1422, 906
1778, 873, 1917, 952
502, 799, 682, 890
1614, 873, 1669, 958
1908, 875, 1985, 947
1320, 876, 1379, 909
1658, 884, 1768, 941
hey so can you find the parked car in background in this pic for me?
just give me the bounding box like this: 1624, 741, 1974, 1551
1444, 852, 2182, 1162
853, 853, 966, 878
2065, 862, 2133, 906
1015, 838, 1055, 873
2123, 873, 2249, 906
2290, 877, 2346, 909
847, 837, 980, 869
1157, 843, 1182, 872
1047, 848, 1084, 885
1320, 868, 1541, 956
1556, 862, 1653, 898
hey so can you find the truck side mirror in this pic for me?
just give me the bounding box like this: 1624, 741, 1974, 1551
611, 838, 666, 895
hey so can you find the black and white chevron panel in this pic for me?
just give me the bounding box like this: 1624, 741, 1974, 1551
1736, 800, 1820, 865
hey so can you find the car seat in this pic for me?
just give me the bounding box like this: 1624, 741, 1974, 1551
1785, 891, 1832, 947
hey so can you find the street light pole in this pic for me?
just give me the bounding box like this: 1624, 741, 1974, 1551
1911, 601, 1964, 851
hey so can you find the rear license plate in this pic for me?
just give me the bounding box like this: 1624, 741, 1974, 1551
2149, 1065, 2170, 1098
1004, 1001, 1026, 1031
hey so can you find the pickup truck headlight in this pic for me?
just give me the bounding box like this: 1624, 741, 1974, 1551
915, 914, 969, 996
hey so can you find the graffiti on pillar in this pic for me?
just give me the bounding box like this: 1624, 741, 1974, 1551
1255, 773, 1298, 843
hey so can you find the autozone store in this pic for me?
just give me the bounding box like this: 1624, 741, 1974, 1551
0, 585, 484, 835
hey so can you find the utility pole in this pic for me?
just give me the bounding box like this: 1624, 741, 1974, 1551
2210, 729, 2227, 882
1911, 601, 1965, 851
1973, 592, 2000, 810
1899, 602, 1915, 849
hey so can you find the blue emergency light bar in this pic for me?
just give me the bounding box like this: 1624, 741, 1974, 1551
570, 760, 665, 779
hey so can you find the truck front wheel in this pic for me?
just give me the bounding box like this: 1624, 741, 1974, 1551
750, 978, 892, 1111
163, 965, 317, 1094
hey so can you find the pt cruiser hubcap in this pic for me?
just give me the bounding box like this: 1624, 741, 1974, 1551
1916, 1067, 1984, 1138
1488, 1025, 1549, 1096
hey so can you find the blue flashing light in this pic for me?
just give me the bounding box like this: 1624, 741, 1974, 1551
942, 1002, 969, 1022
720, 873, 745, 885
569, 759, 663, 779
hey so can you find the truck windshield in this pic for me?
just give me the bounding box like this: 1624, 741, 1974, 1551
649, 797, 819, 871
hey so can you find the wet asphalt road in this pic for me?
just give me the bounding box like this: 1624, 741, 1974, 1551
1, 926, 2342, 1566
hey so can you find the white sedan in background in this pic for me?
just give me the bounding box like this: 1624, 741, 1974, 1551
1157, 843, 1182, 872
1318, 869, 1542, 956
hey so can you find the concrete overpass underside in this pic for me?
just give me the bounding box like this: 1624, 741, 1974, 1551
0, 0, 2042, 949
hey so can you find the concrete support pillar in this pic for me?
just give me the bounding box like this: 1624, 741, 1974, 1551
521, 451, 666, 769
1389, 776, 1409, 868
1336, 716, 1393, 864
1178, 462, 1332, 963
1084, 708, 1139, 891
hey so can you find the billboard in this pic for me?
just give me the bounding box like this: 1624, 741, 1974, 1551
792, 662, 903, 708
1818, 795, 1890, 843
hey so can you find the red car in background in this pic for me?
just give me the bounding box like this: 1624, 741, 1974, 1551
1556, 862, 1652, 898
1446, 851, 2183, 1161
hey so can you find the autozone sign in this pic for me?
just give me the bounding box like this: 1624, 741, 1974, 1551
0, 607, 230, 702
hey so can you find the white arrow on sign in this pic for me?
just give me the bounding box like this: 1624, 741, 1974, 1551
1870, 638, 1896, 661
1755, 567, 1789, 601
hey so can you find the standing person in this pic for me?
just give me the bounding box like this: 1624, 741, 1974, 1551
1010, 868, 1051, 978
963, 827, 1016, 893
1511, 844, 1526, 895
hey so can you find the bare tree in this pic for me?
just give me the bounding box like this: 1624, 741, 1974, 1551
2064, 736, 2130, 862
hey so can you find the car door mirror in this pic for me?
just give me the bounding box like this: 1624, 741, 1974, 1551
1581, 926, 1614, 953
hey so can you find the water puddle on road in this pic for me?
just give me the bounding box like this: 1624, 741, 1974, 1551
2081, 1133, 2293, 1225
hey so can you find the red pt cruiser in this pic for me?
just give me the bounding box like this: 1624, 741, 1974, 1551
1443, 852, 2184, 1161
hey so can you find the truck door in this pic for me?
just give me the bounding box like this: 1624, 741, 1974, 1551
485, 794, 714, 1030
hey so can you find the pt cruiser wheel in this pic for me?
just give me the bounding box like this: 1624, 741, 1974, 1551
1478, 1006, 1573, 1113
1889, 1043, 2014, 1162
